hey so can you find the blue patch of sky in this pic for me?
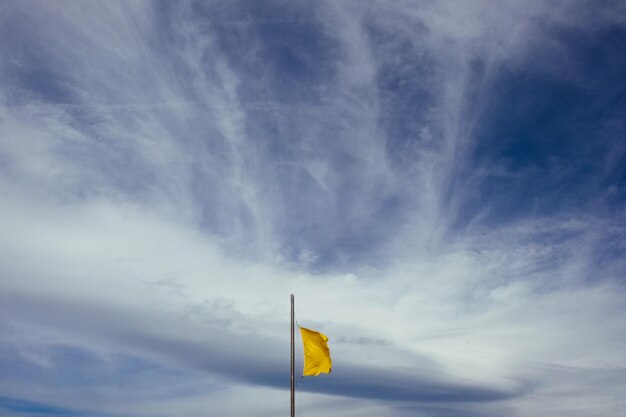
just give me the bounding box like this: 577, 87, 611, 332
0, 396, 85, 417
365, 15, 439, 166
192, 0, 339, 102
0, 11, 74, 107
454, 24, 626, 229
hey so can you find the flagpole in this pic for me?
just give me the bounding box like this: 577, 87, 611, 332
290, 293, 295, 417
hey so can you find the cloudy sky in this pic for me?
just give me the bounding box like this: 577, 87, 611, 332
1, 1, 625, 416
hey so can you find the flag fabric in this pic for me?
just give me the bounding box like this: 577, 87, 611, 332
299, 326, 332, 376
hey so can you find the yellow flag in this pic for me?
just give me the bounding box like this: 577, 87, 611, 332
299, 326, 332, 376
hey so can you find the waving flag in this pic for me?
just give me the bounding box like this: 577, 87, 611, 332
299, 326, 332, 376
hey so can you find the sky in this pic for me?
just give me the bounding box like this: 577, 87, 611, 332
0, 0, 625, 416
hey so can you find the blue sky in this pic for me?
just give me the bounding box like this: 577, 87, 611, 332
0, 1, 625, 416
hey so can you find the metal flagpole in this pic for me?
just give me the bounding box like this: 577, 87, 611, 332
290, 294, 295, 417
